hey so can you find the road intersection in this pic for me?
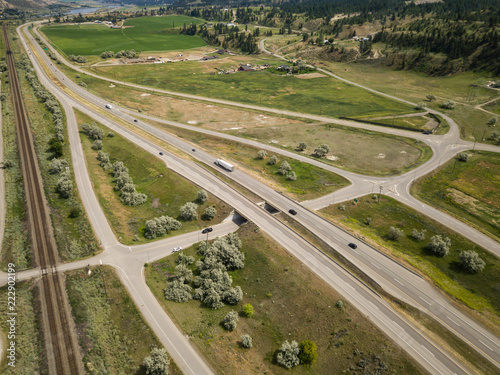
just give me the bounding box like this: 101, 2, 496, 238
3, 22, 500, 375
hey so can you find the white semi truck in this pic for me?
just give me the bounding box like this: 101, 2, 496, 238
215, 159, 234, 172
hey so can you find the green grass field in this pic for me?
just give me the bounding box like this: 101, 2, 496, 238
412, 151, 500, 241
145, 223, 424, 374
41, 15, 206, 56
91, 55, 417, 119
320, 195, 500, 318
66, 266, 181, 374
0, 281, 41, 374
76, 110, 231, 244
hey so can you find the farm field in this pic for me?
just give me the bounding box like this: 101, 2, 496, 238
145, 223, 425, 375
41, 15, 206, 56
320, 60, 500, 142
412, 151, 500, 241
76, 110, 231, 244
89, 54, 417, 119
319, 195, 500, 329
225, 123, 432, 176
66, 266, 181, 374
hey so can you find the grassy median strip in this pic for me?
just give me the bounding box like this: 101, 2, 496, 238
0, 280, 42, 373
75, 110, 231, 244
65, 265, 181, 375
146, 222, 425, 375
319, 195, 500, 329
412, 151, 500, 242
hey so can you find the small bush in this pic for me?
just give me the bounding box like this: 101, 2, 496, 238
441, 100, 456, 109
427, 235, 451, 257
241, 334, 253, 348
278, 160, 291, 175
222, 310, 239, 331
336, 300, 343, 309
459, 250, 486, 273
299, 340, 318, 365
257, 150, 267, 159
276, 340, 300, 369
180, 202, 198, 220
286, 171, 297, 181
458, 152, 469, 162
388, 226, 404, 241
242, 303, 254, 317
268, 155, 278, 165
298, 142, 307, 151
91, 140, 103, 150
411, 228, 426, 241
197, 189, 208, 204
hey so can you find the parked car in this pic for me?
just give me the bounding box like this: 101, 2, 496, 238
172, 247, 182, 252
202, 227, 213, 234
133, 119, 138, 122
288, 209, 297, 215
423, 130, 432, 135
105, 104, 112, 109
348, 243, 357, 249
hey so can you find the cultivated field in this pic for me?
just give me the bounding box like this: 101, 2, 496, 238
146, 223, 425, 375
76, 110, 231, 243
90, 54, 417, 119
320, 195, 500, 328
41, 15, 206, 56
412, 151, 500, 241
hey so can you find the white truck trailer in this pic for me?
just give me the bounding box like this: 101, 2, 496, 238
215, 159, 234, 172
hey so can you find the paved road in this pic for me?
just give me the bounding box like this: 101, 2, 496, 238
25, 22, 500, 370
33, 24, 500, 257
15, 24, 485, 374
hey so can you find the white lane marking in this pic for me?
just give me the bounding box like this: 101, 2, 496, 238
372, 262, 381, 270
394, 278, 405, 286
479, 340, 494, 352
422, 345, 435, 357
419, 296, 431, 305
447, 316, 460, 326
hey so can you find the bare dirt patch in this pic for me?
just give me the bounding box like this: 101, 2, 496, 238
295, 72, 327, 79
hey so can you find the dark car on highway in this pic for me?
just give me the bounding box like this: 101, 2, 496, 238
159, 152, 164, 155
289, 209, 297, 215
202, 227, 213, 234
348, 243, 357, 249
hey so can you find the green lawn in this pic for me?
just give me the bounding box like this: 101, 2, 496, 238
90, 56, 417, 119
76, 110, 231, 244
41, 15, 206, 56
320, 195, 500, 318
66, 266, 181, 374
412, 151, 500, 241
145, 223, 425, 375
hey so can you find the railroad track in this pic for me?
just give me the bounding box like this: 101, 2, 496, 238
2, 25, 82, 374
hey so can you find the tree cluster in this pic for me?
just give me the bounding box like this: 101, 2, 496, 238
56, 171, 73, 198
68, 54, 87, 64
144, 347, 170, 375
145, 215, 182, 239
116, 50, 136, 59
100, 51, 114, 59
112, 161, 148, 206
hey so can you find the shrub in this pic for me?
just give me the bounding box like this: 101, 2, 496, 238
411, 228, 426, 241
441, 100, 456, 109
426, 94, 436, 102
298, 142, 307, 151
268, 155, 278, 165
49, 137, 63, 157
241, 334, 253, 348
278, 160, 291, 175
388, 226, 404, 241
257, 150, 267, 159
144, 347, 170, 375
78, 81, 87, 88
174, 264, 193, 283
276, 340, 300, 369
458, 152, 469, 162
197, 189, 208, 203
107, 132, 115, 138
286, 171, 297, 181
204, 206, 217, 220
314, 144, 330, 157
144, 216, 182, 239
427, 235, 451, 257
175, 252, 195, 266
339, 204, 345, 211
459, 250, 486, 273
336, 300, 343, 309
180, 202, 198, 220
488, 117, 498, 125
222, 310, 239, 331
91, 140, 103, 150
56, 172, 73, 198
299, 340, 318, 365
164, 280, 193, 302
223, 286, 243, 305
242, 303, 254, 317
49, 158, 67, 174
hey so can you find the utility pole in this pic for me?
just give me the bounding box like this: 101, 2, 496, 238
379, 185, 382, 201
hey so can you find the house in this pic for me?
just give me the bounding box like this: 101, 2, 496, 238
238, 65, 254, 72
201, 55, 218, 61
361, 37, 370, 42
277, 64, 291, 71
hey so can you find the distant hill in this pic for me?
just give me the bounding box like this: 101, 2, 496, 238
0, 0, 58, 9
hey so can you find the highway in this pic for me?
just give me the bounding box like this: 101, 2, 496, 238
10, 22, 500, 374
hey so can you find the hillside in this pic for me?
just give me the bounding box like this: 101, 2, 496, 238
0, 0, 58, 9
